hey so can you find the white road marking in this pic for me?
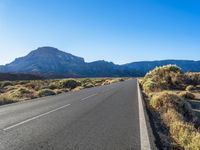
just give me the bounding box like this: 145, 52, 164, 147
80, 94, 97, 101
3, 104, 71, 131
137, 80, 151, 150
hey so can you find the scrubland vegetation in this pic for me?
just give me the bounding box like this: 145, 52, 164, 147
140, 65, 200, 150
0, 78, 126, 105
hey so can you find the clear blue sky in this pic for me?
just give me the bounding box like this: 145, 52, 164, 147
0, 0, 200, 65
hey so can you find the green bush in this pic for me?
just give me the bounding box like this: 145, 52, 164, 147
38, 89, 56, 97
59, 79, 81, 89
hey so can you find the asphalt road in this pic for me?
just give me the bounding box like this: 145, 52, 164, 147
0, 79, 142, 150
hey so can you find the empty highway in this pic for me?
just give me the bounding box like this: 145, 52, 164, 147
0, 79, 151, 150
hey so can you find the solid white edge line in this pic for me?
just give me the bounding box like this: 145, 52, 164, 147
80, 93, 97, 101
137, 79, 151, 150
3, 104, 71, 131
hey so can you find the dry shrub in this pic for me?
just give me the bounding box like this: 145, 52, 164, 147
142, 65, 200, 149
185, 85, 195, 91
54, 89, 63, 94
0, 78, 125, 104
0, 94, 18, 105
101, 80, 112, 85
143, 79, 161, 93
161, 108, 183, 125
38, 89, 56, 97
72, 86, 84, 92
83, 83, 94, 88
59, 79, 81, 89
150, 92, 180, 111
186, 72, 200, 85
170, 121, 200, 150
142, 65, 186, 93
179, 91, 195, 99
150, 92, 193, 119
149, 92, 199, 149
0, 81, 13, 87
48, 83, 58, 90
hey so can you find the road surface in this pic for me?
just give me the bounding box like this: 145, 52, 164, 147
0, 79, 148, 150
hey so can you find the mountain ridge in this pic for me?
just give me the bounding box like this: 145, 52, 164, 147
0, 47, 199, 78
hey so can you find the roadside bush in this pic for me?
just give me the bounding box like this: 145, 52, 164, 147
142, 66, 200, 149
18, 81, 29, 85
150, 92, 179, 111
59, 79, 81, 89
13, 87, 32, 97
149, 91, 199, 149
0, 81, 13, 87
185, 85, 195, 91
179, 91, 195, 99
81, 78, 93, 84
142, 65, 186, 92
0, 94, 18, 105
169, 120, 200, 150
83, 83, 94, 88
143, 79, 160, 93
119, 78, 125, 82
185, 72, 200, 85
54, 89, 62, 94
161, 108, 183, 125
150, 92, 193, 119
48, 83, 58, 90
38, 89, 56, 97
102, 82, 109, 86
95, 79, 106, 84
72, 86, 84, 92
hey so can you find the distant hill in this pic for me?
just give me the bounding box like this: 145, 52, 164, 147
123, 60, 200, 76
0, 47, 199, 78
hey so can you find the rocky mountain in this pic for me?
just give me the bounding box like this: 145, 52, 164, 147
0, 47, 85, 74
0, 47, 139, 78
0, 47, 199, 78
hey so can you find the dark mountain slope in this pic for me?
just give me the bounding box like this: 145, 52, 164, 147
0, 73, 44, 81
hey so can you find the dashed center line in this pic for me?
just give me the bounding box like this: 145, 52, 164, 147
80, 93, 97, 101
3, 93, 98, 131
3, 104, 71, 131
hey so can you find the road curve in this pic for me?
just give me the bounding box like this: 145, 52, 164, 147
0, 79, 142, 150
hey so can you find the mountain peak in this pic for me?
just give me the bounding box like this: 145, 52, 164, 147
29, 46, 69, 55
34, 46, 59, 52
1, 47, 85, 74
